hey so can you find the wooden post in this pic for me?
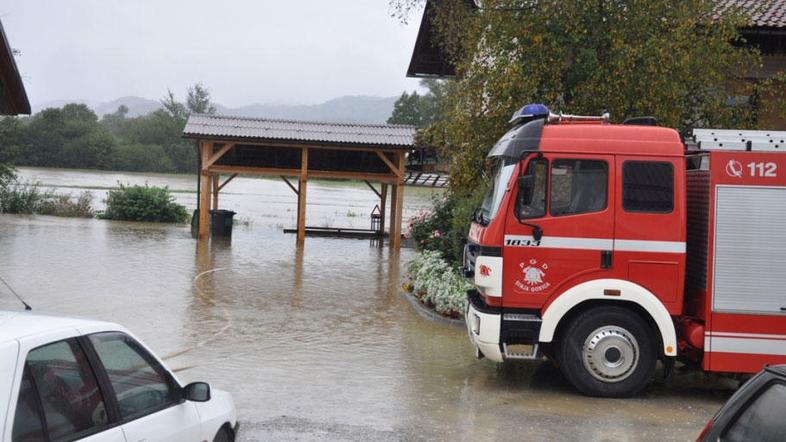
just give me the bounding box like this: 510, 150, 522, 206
391, 152, 405, 249
212, 174, 219, 210
198, 141, 212, 239
380, 183, 388, 235
296, 147, 309, 245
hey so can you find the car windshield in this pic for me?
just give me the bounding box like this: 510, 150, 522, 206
478, 159, 516, 225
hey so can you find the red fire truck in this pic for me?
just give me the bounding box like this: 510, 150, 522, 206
463, 104, 786, 397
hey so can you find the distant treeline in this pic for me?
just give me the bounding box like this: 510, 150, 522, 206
0, 84, 215, 174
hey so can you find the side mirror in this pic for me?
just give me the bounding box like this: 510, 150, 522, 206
183, 382, 211, 402
532, 225, 543, 242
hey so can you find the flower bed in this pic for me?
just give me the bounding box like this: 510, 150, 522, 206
403, 250, 471, 318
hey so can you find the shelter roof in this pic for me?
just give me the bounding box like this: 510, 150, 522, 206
0, 21, 30, 115
183, 114, 416, 149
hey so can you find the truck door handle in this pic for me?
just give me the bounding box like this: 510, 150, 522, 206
601, 250, 612, 269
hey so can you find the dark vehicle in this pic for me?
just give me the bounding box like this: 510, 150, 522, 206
697, 365, 786, 442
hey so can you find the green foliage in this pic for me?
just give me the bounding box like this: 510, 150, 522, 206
388, 79, 448, 127
407, 188, 486, 266
393, 0, 784, 191
0, 163, 14, 187
0, 83, 212, 175
100, 184, 188, 223
0, 180, 48, 215
405, 250, 472, 317
0, 167, 95, 217
112, 143, 175, 173
38, 192, 95, 218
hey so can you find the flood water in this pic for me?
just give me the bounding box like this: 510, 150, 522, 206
0, 168, 732, 441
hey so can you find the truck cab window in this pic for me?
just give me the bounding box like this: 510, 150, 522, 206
517, 158, 548, 219
550, 159, 608, 216
623, 161, 674, 213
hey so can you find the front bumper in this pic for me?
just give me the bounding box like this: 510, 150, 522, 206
465, 290, 504, 362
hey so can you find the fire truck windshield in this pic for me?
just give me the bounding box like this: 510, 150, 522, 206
477, 159, 516, 225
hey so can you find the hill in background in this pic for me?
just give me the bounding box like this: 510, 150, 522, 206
32, 95, 398, 124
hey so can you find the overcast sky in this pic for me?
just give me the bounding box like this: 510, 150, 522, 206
2, 0, 425, 107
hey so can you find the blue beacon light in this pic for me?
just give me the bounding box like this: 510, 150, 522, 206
509, 103, 551, 124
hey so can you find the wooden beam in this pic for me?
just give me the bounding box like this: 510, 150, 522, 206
188, 137, 407, 154
363, 180, 381, 198
206, 143, 235, 167
391, 152, 405, 249
217, 173, 238, 192
212, 174, 219, 210
198, 141, 211, 239
296, 147, 309, 245
379, 183, 388, 234
281, 176, 299, 195
376, 151, 402, 177
208, 165, 399, 184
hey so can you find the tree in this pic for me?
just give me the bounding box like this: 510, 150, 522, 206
392, 0, 781, 191
161, 90, 188, 121
161, 82, 216, 120
388, 79, 448, 127
0, 117, 26, 165
186, 83, 216, 115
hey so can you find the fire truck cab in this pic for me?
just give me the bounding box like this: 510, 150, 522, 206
463, 104, 786, 397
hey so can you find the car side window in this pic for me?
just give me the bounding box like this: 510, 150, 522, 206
622, 161, 674, 213
722, 382, 786, 442
550, 159, 608, 216
517, 158, 548, 219
25, 338, 109, 441
88, 332, 177, 420
12, 366, 46, 442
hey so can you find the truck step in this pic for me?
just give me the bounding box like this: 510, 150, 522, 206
502, 313, 542, 323
503, 343, 540, 360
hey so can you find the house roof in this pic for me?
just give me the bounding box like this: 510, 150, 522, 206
183, 114, 416, 149
406, 1, 458, 78
0, 21, 30, 115
718, 0, 786, 28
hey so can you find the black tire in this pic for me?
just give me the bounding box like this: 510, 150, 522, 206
213, 426, 234, 442
557, 306, 657, 397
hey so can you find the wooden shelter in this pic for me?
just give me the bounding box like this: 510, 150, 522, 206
182, 114, 417, 249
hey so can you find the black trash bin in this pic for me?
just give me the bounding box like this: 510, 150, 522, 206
209, 209, 236, 237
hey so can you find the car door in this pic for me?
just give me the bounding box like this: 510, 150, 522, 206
502, 154, 615, 309
10, 337, 125, 442
85, 332, 201, 442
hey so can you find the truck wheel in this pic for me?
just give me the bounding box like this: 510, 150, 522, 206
558, 306, 656, 397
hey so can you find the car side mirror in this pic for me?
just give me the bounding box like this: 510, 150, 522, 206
183, 382, 211, 402
532, 225, 543, 242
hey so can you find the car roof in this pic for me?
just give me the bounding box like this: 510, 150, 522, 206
540, 124, 685, 157
0, 310, 120, 343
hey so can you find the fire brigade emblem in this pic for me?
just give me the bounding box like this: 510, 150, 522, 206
726, 160, 743, 178
515, 259, 551, 293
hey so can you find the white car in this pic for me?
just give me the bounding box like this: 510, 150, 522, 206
0, 310, 238, 442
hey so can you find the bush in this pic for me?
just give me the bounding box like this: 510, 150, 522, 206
407, 188, 486, 266
100, 183, 188, 223
406, 250, 472, 317
39, 192, 95, 218
0, 179, 49, 214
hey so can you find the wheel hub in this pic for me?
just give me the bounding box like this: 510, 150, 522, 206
582, 325, 639, 383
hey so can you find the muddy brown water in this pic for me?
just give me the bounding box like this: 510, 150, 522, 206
0, 168, 733, 441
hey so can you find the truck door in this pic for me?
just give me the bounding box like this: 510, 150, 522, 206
502, 154, 615, 309
613, 157, 686, 314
